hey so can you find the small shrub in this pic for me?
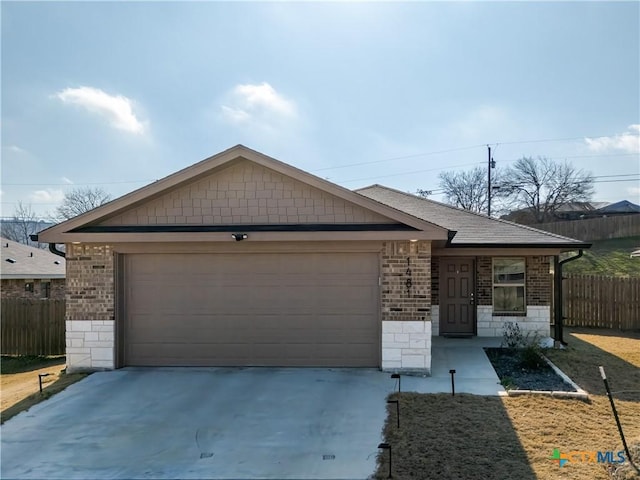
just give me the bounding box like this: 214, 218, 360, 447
519, 343, 545, 370
500, 376, 517, 390
501, 322, 525, 348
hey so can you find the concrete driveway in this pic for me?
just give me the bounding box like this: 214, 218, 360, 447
1, 368, 395, 479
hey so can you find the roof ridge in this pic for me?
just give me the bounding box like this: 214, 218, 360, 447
356, 185, 584, 243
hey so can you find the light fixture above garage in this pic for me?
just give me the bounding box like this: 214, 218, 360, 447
231, 233, 248, 241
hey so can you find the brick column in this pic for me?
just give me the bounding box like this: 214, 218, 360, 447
65, 244, 115, 372
380, 241, 432, 374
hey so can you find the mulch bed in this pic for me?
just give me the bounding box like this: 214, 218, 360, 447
485, 347, 576, 392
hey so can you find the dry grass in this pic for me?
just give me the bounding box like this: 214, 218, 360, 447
376, 328, 640, 479
1, 356, 88, 424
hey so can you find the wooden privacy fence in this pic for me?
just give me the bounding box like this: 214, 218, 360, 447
535, 214, 640, 241
564, 274, 640, 330
1, 299, 66, 355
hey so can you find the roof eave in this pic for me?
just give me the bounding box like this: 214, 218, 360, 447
38, 146, 449, 243
446, 242, 592, 249
1, 274, 66, 279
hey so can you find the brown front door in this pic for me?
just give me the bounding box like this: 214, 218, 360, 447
440, 258, 475, 335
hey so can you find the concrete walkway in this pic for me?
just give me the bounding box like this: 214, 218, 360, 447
402, 336, 507, 396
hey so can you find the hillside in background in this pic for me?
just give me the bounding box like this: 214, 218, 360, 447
563, 236, 640, 277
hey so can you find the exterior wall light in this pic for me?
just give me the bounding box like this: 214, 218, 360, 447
231, 233, 248, 241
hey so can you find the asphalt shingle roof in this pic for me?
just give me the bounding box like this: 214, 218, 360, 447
355, 185, 588, 247
0, 238, 65, 279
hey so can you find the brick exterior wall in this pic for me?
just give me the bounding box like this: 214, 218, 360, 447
100, 160, 393, 226
432, 255, 552, 337
66, 244, 115, 321
1, 278, 65, 299
430, 256, 439, 305
526, 255, 551, 305
381, 240, 431, 322
476, 256, 493, 306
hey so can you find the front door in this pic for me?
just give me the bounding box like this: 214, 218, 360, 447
440, 258, 475, 335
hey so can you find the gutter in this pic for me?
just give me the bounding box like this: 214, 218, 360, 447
30, 234, 66, 258
553, 250, 584, 346
445, 230, 457, 247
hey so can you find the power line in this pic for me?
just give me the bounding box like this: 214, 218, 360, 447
312, 144, 487, 172
1, 179, 152, 186
497, 152, 638, 165
313, 133, 638, 173
334, 161, 484, 184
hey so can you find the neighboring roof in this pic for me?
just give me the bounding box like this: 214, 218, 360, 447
555, 201, 610, 213
355, 185, 590, 248
598, 200, 640, 214
37, 145, 449, 244
0, 238, 65, 279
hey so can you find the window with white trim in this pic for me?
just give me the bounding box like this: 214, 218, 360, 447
493, 258, 526, 314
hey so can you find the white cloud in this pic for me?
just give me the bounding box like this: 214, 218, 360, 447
627, 186, 640, 197
30, 189, 65, 204
220, 82, 297, 129
6, 145, 28, 154
61, 176, 74, 185
585, 125, 640, 153
55, 86, 146, 134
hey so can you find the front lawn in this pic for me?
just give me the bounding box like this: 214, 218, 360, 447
1, 356, 88, 424
376, 328, 640, 479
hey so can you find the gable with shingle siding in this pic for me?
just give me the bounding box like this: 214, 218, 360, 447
99, 160, 396, 227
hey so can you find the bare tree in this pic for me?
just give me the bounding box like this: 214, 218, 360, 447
420, 167, 504, 214
498, 157, 594, 223
436, 167, 489, 213
1, 202, 47, 247
55, 187, 112, 221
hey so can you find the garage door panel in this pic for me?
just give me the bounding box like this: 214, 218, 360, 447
124, 252, 379, 366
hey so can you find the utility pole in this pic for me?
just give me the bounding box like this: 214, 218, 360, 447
487, 145, 496, 217
487, 146, 492, 217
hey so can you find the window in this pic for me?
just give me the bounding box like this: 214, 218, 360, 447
493, 258, 525, 314
41, 281, 51, 299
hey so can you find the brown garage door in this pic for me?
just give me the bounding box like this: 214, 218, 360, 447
123, 252, 379, 367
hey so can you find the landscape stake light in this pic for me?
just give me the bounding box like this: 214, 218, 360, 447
387, 399, 400, 428
391, 373, 401, 393
378, 443, 392, 479
600, 366, 639, 474
449, 369, 456, 396
38, 373, 51, 393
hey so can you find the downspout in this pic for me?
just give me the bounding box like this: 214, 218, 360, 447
445, 230, 457, 247
29, 234, 66, 258
553, 250, 583, 346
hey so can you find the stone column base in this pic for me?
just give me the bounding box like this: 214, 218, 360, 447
381, 321, 431, 374
66, 320, 114, 372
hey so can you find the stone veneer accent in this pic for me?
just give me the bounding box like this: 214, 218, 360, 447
66, 320, 115, 371
431, 305, 440, 336
65, 244, 115, 372
382, 321, 432, 373
477, 305, 550, 337
431, 304, 549, 337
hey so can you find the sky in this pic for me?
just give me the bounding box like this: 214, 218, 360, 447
1, 1, 639, 219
